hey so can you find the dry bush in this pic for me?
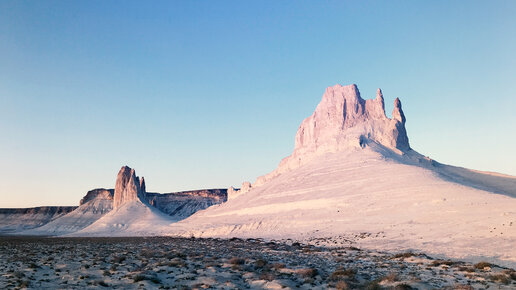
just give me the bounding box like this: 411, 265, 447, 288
381, 272, 399, 283
259, 271, 276, 281
393, 252, 416, 259
453, 284, 474, 290
330, 268, 356, 281
272, 263, 286, 270
393, 283, 415, 290
229, 257, 245, 265
474, 261, 492, 270
487, 273, 510, 284
430, 260, 454, 267
336, 280, 349, 290
297, 268, 318, 278
254, 259, 268, 269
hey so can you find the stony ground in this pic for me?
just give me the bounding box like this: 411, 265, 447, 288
0, 237, 515, 289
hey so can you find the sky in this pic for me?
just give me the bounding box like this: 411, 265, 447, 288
1, 1, 515, 207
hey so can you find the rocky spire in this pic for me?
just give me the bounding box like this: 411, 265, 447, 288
139, 177, 146, 195
390, 97, 409, 151
392, 97, 406, 124
113, 166, 144, 208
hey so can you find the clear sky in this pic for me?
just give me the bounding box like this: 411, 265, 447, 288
1, 1, 515, 207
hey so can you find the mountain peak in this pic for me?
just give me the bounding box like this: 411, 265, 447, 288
255, 84, 410, 186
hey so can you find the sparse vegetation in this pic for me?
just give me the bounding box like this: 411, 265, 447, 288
474, 261, 492, 270
0, 236, 513, 289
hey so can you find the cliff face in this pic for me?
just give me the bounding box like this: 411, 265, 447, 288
80, 188, 114, 205
146, 189, 227, 220
113, 166, 145, 208
0, 206, 77, 234
294, 84, 409, 154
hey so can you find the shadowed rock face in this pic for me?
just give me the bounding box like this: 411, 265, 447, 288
79, 188, 114, 205
0, 206, 77, 234
113, 166, 145, 208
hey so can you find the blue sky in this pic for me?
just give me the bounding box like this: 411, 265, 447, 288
1, 1, 515, 207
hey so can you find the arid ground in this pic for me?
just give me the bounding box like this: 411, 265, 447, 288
1, 237, 515, 289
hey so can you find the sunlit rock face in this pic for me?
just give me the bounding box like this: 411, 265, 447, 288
294, 84, 410, 153
255, 84, 410, 186
113, 166, 145, 208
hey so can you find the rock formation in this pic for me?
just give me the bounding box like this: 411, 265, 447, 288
79, 188, 114, 205
113, 166, 145, 208
227, 182, 252, 201
254, 84, 411, 186
294, 84, 410, 153
140, 177, 146, 195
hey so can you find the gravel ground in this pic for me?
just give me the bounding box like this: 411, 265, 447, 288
1, 236, 515, 289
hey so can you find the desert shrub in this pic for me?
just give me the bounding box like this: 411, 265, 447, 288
336, 280, 349, 290
393, 252, 416, 259
96, 280, 109, 287
112, 256, 126, 264
297, 268, 318, 278
229, 257, 245, 265
488, 273, 510, 284
506, 270, 516, 280
13, 271, 24, 278
260, 271, 276, 281
330, 268, 356, 281
381, 272, 399, 282
149, 277, 161, 284
363, 280, 381, 290
474, 261, 492, 270
458, 266, 475, 272
255, 259, 268, 269
453, 284, 474, 290
430, 260, 454, 267
272, 263, 286, 270
18, 280, 30, 288
394, 283, 415, 290
133, 275, 146, 282
168, 258, 185, 268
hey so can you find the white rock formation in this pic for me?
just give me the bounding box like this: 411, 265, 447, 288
255, 84, 410, 186
227, 182, 252, 201
113, 166, 145, 208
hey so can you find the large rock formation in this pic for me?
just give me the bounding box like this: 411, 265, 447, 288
79, 188, 114, 205
146, 189, 227, 220
294, 84, 409, 153
255, 84, 410, 186
113, 166, 145, 208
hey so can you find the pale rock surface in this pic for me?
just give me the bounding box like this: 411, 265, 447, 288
227, 182, 252, 201
169, 83, 516, 268
254, 84, 410, 186
113, 166, 145, 208
22, 188, 114, 236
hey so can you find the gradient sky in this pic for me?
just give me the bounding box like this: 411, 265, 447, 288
1, 1, 515, 207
